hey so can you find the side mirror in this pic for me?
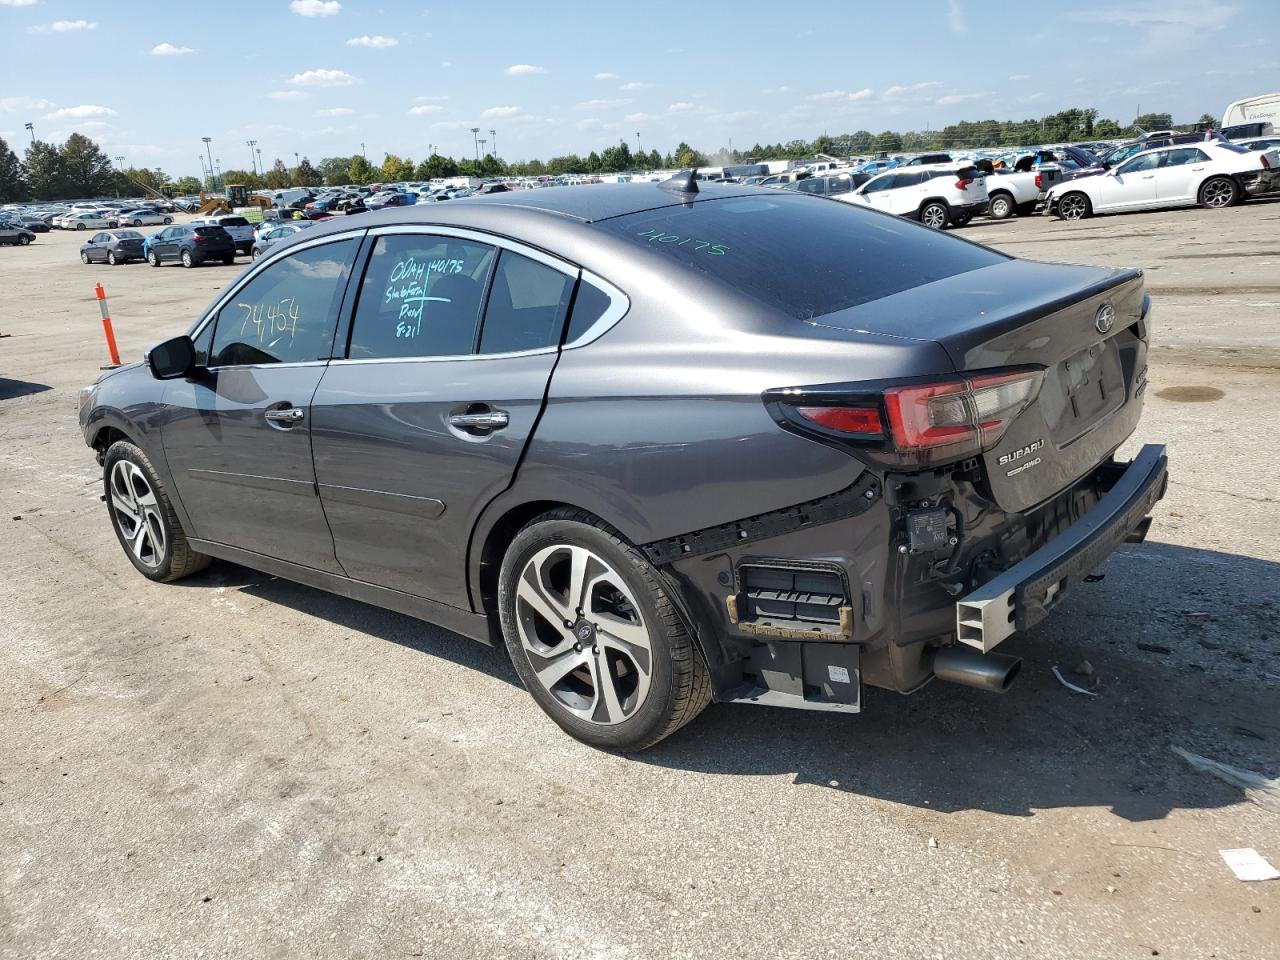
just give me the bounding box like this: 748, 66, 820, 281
1107, 168, 1119, 176
147, 335, 200, 380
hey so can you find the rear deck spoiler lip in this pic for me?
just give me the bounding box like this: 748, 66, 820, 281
954, 443, 1168, 653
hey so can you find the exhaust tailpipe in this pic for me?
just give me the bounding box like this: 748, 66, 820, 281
930, 645, 1022, 694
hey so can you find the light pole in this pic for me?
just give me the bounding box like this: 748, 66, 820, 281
360, 142, 366, 159
636, 131, 641, 161
114, 156, 126, 197
255, 147, 263, 175
246, 139, 258, 175
477, 139, 487, 163
24, 122, 35, 144
428, 142, 436, 157
489, 129, 497, 161
215, 159, 222, 190
470, 127, 480, 162
198, 154, 208, 191
201, 137, 214, 190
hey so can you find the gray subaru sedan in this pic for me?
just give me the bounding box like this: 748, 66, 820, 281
79, 176, 1167, 751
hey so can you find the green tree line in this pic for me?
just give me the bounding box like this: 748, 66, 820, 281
0, 108, 1218, 202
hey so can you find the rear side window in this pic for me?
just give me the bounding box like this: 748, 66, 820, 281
596, 194, 1006, 321
478, 251, 574, 354
565, 280, 613, 343
209, 238, 356, 366
347, 233, 496, 359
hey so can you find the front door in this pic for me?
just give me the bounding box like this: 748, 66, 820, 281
1096, 153, 1159, 211
160, 236, 361, 571
87, 233, 109, 261
154, 227, 180, 261
1152, 147, 1209, 204
310, 230, 578, 608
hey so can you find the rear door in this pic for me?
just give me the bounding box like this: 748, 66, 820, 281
160, 234, 362, 571
310, 227, 578, 608
1152, 147, 1209, 203
886, 172, 925, 215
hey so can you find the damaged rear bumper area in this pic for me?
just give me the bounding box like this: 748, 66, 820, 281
650, 444, 1167, 715
956, 443, 1168, 652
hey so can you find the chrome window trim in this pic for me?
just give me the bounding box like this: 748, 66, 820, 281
202, 360, 330, 373
188, 229, 368, 341
365, 224, 578, 277
563, 271, 629, 350
330, 346, 557, 366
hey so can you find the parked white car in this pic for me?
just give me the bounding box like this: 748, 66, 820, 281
1046, 141, 1280, 220
118, 208, 173, 227
61, 212, 119, 231
839, 164, 989, 228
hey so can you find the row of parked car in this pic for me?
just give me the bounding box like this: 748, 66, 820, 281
76, 214, 316, 268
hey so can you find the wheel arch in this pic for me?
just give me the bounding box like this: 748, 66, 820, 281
468, 494, 725, 675
917, 195, 951, 215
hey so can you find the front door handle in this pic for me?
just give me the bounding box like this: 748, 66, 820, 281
448, 409, 509, 431
264, 407, 305, 425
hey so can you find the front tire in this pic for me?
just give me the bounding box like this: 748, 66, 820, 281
103, 441, 210, 582
498, 509, 711, 751
988, 191, 1014, 220
919, 201, 949, 229
108, 251, 118, 265
1199, 176, 1239, 209
181, 250, 194, 268
80, 250, 89, 263
148, 250, 161, 267
76, 222, 86, 231
163, 217, 173, 224
131, 219, 142, 227
1057, 192, 1091, 221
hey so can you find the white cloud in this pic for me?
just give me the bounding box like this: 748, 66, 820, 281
268, 90, 308, 101
1071, 0, 1236, 53
316, 107, 354, 116
46, 104, 116, 119
290, 0, 341, 16
936, 92, 985, 105
31, 19, 96, 32
624, 112, 654, 123
620, 81, 653, 91
667, 101, 694, 112
151, 42, 194, 56
883, 81, 941, 97
346, 35, 397, 48
504, 64, 545, 76
808, 89, 873, 102
576, 98, 631, 110
415, 95, 448, 102
406, 104, 444, 116
947, 0, 968, 34
287, 68, 358, 87
594, 72, 620, 80
481, 105, 521, 119
0, 96, 56, 113
761, 85, 792, 95
0, 0, 39, 7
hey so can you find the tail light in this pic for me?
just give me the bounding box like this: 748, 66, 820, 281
768, 368, 1044, 468
192, 234, 205, 243
955, 177, 972, 190
1261, 154, 1271, 169
1034, 173, 1043, 189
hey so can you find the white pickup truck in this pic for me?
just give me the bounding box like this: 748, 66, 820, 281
981, 167, 1062, 219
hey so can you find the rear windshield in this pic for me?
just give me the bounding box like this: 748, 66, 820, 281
596, 194, 1006, 320
193, 226, 225, 236
115, 230, 143, 239
220, 216, 250, 226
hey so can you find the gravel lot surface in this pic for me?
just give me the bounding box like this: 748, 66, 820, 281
2, 201, 1278, 959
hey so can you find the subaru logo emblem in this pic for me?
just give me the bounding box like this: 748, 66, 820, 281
575, 622, 593, 641
1094, 303, 1115, 335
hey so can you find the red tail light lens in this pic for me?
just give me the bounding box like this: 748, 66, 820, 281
192, 235, 205, 242
796, 405, 883, 435
1034, 173, 1043, 189
955, 178, 972, 190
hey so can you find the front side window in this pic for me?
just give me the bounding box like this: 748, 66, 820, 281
208, 238, 356, 367
478, 251, 575, 354
861, 175, 895, 194
347, 233, 496, 360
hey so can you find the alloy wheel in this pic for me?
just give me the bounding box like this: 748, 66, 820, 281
1202, 179, 1234, 208
514, 544, 653, 726
1059, 194, 1088, 220
109, 460, 166, 568
921, 204, 947, 229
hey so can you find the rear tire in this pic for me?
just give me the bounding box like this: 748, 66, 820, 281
76, 223, 86, 231
919, 201, 949, 229
181, 250, 194, 268
103, 440, 210, 583
988, 191, 1014, 220
163, 217, 173, 224
19, 235, 31, 246
498, 509, 712, 751
1199, 176, 1239, 209
108, 251, 118, 265
148, 250, 161, 267
131, 219, 142, 227
1057, 192, 1091, 220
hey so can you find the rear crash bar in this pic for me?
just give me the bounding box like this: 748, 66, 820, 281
955, 443, 1168, 653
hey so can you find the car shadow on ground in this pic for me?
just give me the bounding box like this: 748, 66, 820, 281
636, 540, 1280, 822
0, 378, 53, 401
174, 562, 521, 689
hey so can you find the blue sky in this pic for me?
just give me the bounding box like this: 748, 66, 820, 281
1, 0, 1276, 176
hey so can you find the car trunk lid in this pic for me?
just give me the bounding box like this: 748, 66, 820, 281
808, 259, 1149, 512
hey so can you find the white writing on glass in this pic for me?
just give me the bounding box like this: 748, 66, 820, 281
237, 296, 301, 347
384, 256, 464, 339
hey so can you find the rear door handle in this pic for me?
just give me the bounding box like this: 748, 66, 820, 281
448, 409, 509, 431
264, 407, 305, 425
